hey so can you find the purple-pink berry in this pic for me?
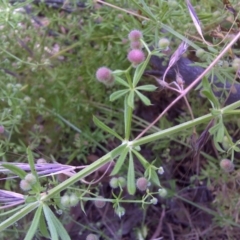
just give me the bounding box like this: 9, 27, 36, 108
0, 126, 4, 134
130, 41, 142, 49
136, 177, 148, 191
96, 67, 114, 84
128, 30, 142, 41
127, 49, 145, 66
220, 159, 234, 172
94, 196, 106, 208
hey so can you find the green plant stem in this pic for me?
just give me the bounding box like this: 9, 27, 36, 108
133, 112, 213, 147
41, 101, 240, 201
40, 144, 126, 202
124, 96, 133, 140
0, 202, 40, 231
79, 197, 147, 204
133, 100, 240, 147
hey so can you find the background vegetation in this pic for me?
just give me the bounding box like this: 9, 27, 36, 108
1, 0, 240, 239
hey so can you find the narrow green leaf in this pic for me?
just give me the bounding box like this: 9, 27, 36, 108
27, 147, 37, 175
201, 77, 219, 108
149, 168, 160, 186
136, 90, 151, 106
111, 148, 128, 175
0, 204, 25, 217
132, 0, 156, 21
124, 95, 132, 140
127, 90, 135, 108
209, 122, 220, 135
136, 84, 157, 91
43, 204, 71, 240
80, 200, 86, 215
115, 76, 130, 88
132, 54, 151, 87
214, 140, 225, 153
216, 122, 224, 142
2, 163, 26, 179
201, 90, 218, 108
0, 202, 39, 231
43, 204, 59, 240
109, 143, 127, 159
27, 147, 41, 190
132, 149, 148, 168
93, 116, 123, 140
127, 152, 136, 195
39, 212, 50, 238
24, 203, 43, 240
109, 89, 129, 102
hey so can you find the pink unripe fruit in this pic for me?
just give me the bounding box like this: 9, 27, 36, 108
86, 234, 99, 240
136, 177, 148, 191
128, 29, 142, 41
94, 196, 106, 208
220, 159, 234, 172
130, 41, 142, 49
127, 49, 145, 66
96, 67, 114, 84
0, 126, 4, 134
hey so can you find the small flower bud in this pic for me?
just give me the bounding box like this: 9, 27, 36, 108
158, 38, 170, 49
158, 188, 168, 198
20, 179, 32, 191
158, 167, 164, 175
39, 97, 46, 103
196, 48, 205, 58
150, 197, 158, 205
109, 177, 118, 189
220, 159, 234, 172
96, 67, 114, 84
69, 193, 79, 207
232, 58, 240, 71
56, 209, 63, 215
115, 206, 125, 218
61, 195, 70, 207
136, 177, 148, 191
127, 49, 145, 66
36, 158, 47, 164
94, 196, 106, 208
6, 83, 13, 90
213, 11, 221, 17
25, 173, 37, 185
86, 234, 99, 240
15, 83, 22, 89
24, 96, 31, 103
118, 177, 126, 188
128, 30, 142, 41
